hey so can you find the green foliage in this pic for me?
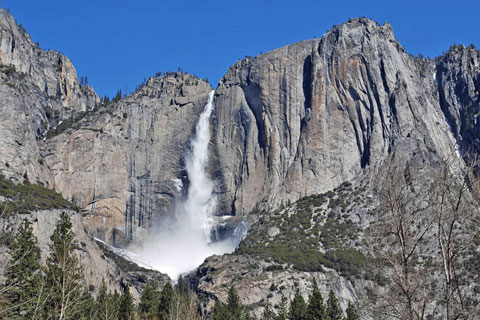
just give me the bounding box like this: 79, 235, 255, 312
2, 219, 45, 319
139, 282, 160, 319
158, 282, 175, 320
261, 302, 275, 320
325, 291, 343, 320
211, 286, 250, 320
226, 286, 244, 318
45, 109, 94, 138
345, 301, 358, 320
118, 286, 135, 320
78, 289, 97, 320
289, 290, 307, 320
0, 174, 78, 215
211, 299, 228, 320
96, 279, 118, 320
324, 249, 367, 280
305, 279, 324, 320
44, 212, 88, 319
237, 182, 367, 278
275, 295, 289, 320
113, 90, 123, 103
0, 63, 17, 76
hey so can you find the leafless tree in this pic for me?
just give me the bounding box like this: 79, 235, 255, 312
432, 156, 480, 320
367, 157, 437, 320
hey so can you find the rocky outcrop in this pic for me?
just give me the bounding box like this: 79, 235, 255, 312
0, 209, 121, 295
0, 9, 98, 115
436, 45, 480, 158
195, 254, 356, 318
197, 18, 480, 316
42, 73, 212, 244
0, 209, 169, 299
0, 8, 98, 184
212, 18, 458, 217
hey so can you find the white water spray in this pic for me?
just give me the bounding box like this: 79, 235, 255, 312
133, 91, 236, 280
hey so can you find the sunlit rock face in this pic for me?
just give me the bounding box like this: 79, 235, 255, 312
42, 73, 213, 245
0, 8, 99, 184
130, 91, 239, 280
211, 17, 460, 218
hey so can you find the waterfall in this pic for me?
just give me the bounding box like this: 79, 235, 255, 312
181, 90, 216, 242
133, 90, 236, 280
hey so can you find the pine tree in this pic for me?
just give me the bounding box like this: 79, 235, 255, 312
345, 301, 358, 320
275, 295, 289, 320
210, 286, 248, 320
289, 289, 307, 320
118, 286, 135, 320
225, 286, 244, 319
325, 290, 343, 320
2, 219, 45, 320
78, 288, 96, 320
110, 290, 121, 319
139, 282, 159, 319
262, 302, 275, 320
158, 282, 176, 320
44, 211, 89, 319
96, 279, 116, 320
211, 299, 228, 320
306, 279, 325, 320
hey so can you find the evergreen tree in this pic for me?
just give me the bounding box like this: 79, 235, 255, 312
113, 90, 122, 103
211, 299, 228, 320
44, 211, 88, 319
177, 276, 187, 297
225, 286, 244, 319
275, 295, 289, 320
289, 289, 307, 320
3, 219, 45, 320
96, 279, 116, 320
139, 282, 159, 319
118, 286, 135, 320
78, 288, 96, 320
210, 286, 249, 320
306, 279, 325, 320
158, 282, 176, 320
262, 302, 275, 320
325, 290, 343, 320
110, 290, 121, 319
344, 301, 358, 320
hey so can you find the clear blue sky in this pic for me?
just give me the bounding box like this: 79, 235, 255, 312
1, 0, 478, 98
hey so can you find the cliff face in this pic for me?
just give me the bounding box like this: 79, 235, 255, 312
212, 18, 458, 217
436, 45, 480, 157
1, 8, 480, 314
0, 9, 98, 114
42, 74, 212, 244
0, 8, 98, 184
194, 19, 480, 316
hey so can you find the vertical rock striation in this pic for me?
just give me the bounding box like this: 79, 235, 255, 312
212, 18, 459, 217
0, 8, 98, 184
436, 45, 480, 158
42, 73, 212, 244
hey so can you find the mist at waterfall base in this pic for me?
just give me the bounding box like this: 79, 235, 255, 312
132, 91, 240, 280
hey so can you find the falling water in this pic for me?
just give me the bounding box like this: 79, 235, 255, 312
133, 91, 236, 280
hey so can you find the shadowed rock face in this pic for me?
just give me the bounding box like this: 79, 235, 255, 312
212, 18, 460, 218
436, 45, 480, 158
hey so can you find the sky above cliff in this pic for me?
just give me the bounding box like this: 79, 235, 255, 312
1, 0, 479, 97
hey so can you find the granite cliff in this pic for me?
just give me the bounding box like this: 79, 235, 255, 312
0, 7, 479, 318
211, 18, 460, 217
